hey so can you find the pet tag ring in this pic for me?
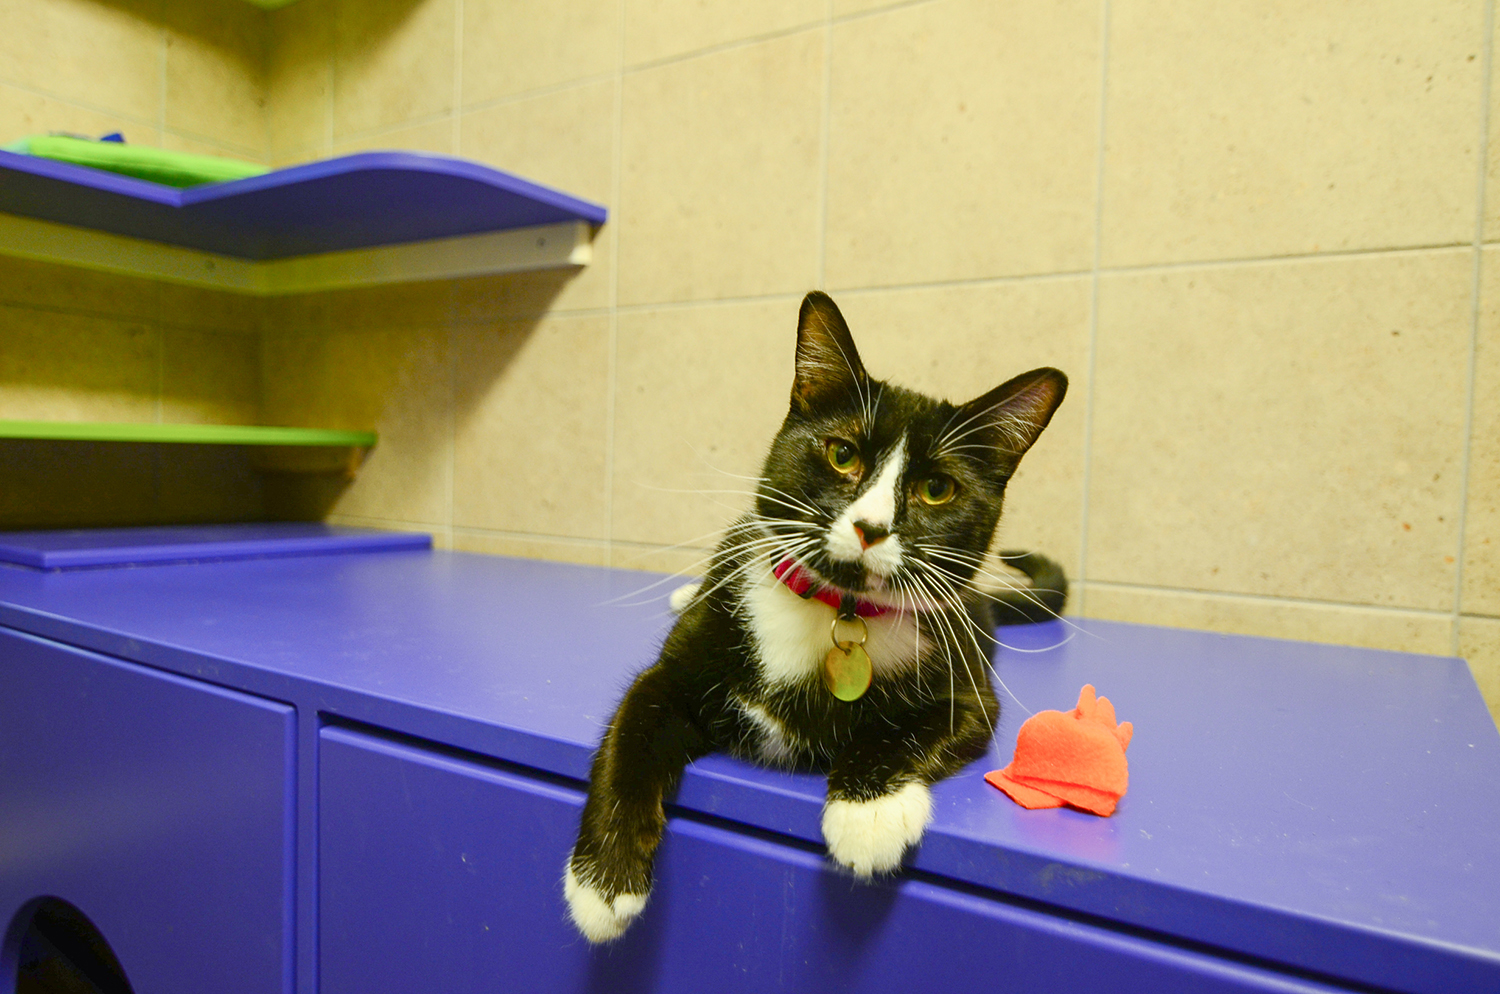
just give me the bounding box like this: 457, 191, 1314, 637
824, 614, 872, 702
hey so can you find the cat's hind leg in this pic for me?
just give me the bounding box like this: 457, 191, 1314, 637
565, 664, 708, 942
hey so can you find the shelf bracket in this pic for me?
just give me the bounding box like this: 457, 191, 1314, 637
0, 213, 594, 296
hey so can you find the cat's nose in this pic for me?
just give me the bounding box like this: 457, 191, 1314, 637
853, 521, 889, 549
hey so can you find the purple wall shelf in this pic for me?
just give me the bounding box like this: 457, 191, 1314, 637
0, 149, 608, 294
0, 522, 431, 570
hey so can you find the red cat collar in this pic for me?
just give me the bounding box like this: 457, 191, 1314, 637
772, 558, 894, 618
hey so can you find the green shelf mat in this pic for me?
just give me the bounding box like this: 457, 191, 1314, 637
0, 421, 376, 447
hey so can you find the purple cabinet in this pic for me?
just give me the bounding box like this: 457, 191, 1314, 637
318, 725, 1352, 994
0, 627, 294, 993
0, 543, 1495, 994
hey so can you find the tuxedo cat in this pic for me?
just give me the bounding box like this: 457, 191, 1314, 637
565, 291, 1067, 942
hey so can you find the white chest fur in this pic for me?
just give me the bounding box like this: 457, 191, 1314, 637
742, 566, 925, 686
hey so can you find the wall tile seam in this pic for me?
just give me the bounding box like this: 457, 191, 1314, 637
446, 0, 465, 539
157, 22, 167, 139
815, 0, 834, 293
155, 319, 262, 336
1078, 0, 1112, 618
607, 0, 944, 82
445, 308, 615, 325
319, 107, 461, 146
608, 540, 718, 566
0, 76, 165, 141
456, 69, 621, 120
325, 511, 449, 531
8, 248, 1478, 331
159, 127, 267, 161
1098, 241, 1476, 273
793, 243, 1479, 303
1451, 0, 1497, 654
833, 271, 1095, 297
612, 293, 807, 317
603, 0, 626, 568
618, 19, 827, 78
0, 298, 159, 323
450, 524, 614, 546
1076, 579, 1464, 619
152, 322, 164, 424
266, 144, 329, 163
451, 0, 464, 165
831, 0, 944, 27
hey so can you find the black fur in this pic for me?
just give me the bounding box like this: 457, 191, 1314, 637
565, 291, 1067, 941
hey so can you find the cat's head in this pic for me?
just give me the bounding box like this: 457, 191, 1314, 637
756, 291, 1066, 608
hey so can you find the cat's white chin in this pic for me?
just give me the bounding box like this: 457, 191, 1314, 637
564, 862, 647, 943
821, 781, 933, 878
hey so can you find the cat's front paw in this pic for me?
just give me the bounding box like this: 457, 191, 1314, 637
821, 781, 933, 878
668, 580, 701, 614
564, 855, 649, 943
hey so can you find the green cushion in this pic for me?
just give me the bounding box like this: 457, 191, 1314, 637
5, 135, 268, 188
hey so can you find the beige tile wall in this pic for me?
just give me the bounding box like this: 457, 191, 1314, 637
0, 0, 268, 526
2, 0, 1497, 724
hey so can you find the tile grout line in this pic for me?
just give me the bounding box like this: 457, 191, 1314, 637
324, 13, 335, 154
152, 5, 168, 429
604, 0, 626, 567
0, 76, 156, 138
1079, 578, 1464, 619
816, 0, 834, 291
158, 24, 167, 147
448, 0, 464, 546
620, 18, 826, 78
259, 8, 271, 165
580, 237, 1488, 322
452, 0, 464, 155
319, 512, 1500, 624
440, 0, 937, 124
457, 69, 621, 119
154, 323, 164, 425
1454, 0, 1496, 654
1077, 0, 1111, 617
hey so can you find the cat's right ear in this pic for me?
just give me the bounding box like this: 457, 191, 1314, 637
792, 291, 867, 415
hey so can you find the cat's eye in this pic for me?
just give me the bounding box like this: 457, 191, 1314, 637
825, 439, 861, 475
916, 475, 957, 505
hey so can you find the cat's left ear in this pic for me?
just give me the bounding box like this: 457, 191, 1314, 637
950, 367, 1068, 468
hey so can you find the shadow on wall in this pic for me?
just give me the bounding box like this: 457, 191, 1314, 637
0, 440, 266, 530
83, 0, 432, 58
256, 265, 576, 526
0, 264, 577, 531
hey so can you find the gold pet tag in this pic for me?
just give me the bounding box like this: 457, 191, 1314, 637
823, 615, 871, 701
824, 642, 872, 701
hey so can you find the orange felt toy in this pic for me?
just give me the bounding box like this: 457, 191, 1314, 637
985, 685, 1133, 817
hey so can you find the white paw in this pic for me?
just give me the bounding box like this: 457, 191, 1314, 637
564, 862, 647, 943
668, 581, 701, 614
821, 782, 933, 878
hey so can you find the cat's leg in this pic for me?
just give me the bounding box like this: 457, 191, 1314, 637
565, 664, 709, 942
820, 702, 993, 877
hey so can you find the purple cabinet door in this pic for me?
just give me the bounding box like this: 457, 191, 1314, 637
0, 627, 294, 993
318, 726, 1357, 994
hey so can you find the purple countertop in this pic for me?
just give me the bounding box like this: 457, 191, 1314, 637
0, 549, 1494, 992
0, 149, 607, 259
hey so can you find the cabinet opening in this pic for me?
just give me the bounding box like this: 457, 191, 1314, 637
7, 897, 133, 994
